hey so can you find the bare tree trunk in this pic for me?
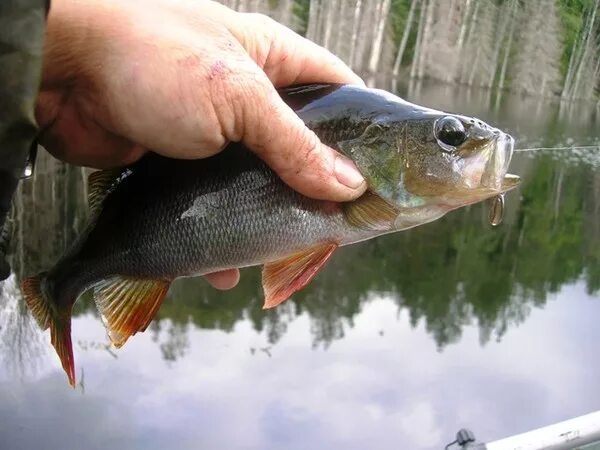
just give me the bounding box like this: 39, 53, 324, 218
334, 0, 349, 59
410, 0, 427, 79
410, 0, 426, 79
392, 0, 418, 76
497, 4, 516, 92
497, 0, 517, 92
562, 38, 580, 100
348, 0, 363, 68
277, 0, 294, 29
417, 0, 435, 79
237, 0, 248, 12
460, 0, 480, 84
353, 1, 376, 71
306, 0, 322, 42
571, 0, 599, 99
486, 0, 512, 88
467, 45, 481, 86
456, 0, 472, 52
368, 0, 392, 73
322, 0, 338, 49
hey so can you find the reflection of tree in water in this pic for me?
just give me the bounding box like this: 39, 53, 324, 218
149, 320, 190, 362
1, 148, 599, 364
0, 276, 46, 378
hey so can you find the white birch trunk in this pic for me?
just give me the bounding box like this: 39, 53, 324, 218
368, 0, 392, 73
410, 0, 427, 79
460, 0, 480, 84
353, 1, 376, 70
486, 1, 511, 88
277, 0, 294, 29
497, 0, 517, 92
348, 0, 363, 68
417, 0, 435, 79
562, 38, 580, 100
322, 0, 339, 50
306, 0, 321, 42
571, 0, 599, 99
334, 0, 349, 59
456, 0, 472, 52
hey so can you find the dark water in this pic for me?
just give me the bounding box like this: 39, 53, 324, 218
1, 81, 599, 450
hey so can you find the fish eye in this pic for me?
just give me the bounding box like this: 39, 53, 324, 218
435, 116, 467, 149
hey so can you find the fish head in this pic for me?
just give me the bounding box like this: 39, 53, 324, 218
338, 106, 520, 219
397, 113, 519, 207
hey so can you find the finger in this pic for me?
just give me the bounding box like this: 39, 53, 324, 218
230, 13, 363, 88
204, 269, 240, 290
234, 72, 367, 202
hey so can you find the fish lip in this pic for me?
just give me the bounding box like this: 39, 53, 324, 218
480, 131, 516, 191
500, 173, 521, 192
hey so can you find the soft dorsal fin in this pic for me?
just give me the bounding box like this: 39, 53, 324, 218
343, 190, 399, 231
262, 242, 338, 309
93, 276, 172, 348
87, 169, 126, 215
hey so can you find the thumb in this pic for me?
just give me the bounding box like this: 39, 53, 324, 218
238, 75, 367, 202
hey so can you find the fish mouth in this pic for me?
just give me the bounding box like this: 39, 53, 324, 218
449, 132, 520, 206
480, 132, 520, 193
500, 173, 520, 192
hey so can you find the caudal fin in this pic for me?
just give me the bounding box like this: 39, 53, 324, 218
22, 275, 76, 387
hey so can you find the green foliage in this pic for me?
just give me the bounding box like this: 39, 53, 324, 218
292, 0, 310, 35
389, 0, 422, 69
557, 0, 595, 76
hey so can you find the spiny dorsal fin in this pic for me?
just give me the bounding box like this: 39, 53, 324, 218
87, 169, 127, 215
93, 276, 171, 348
262, 242, 338, 309
343, 190, 399, 231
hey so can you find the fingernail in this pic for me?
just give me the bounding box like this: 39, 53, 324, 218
334, 155, 365, 189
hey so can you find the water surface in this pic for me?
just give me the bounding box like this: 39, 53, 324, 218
1, 81, 599, 449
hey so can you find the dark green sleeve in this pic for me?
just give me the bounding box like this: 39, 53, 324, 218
0, 0, 49, 279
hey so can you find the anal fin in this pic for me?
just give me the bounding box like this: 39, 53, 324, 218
262, 243, 338, 309
93, 276, 171, 348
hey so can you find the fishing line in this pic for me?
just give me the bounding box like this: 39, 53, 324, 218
514, 145, 600, 152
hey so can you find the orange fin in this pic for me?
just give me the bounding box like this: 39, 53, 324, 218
262, 243, 338, 309
22, 274, 51, 330
93, 276, 171, 348
50, 317, 75, 387
21, 274, 76, 387
343, 190, 399, 231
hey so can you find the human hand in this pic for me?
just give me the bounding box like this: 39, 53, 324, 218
36, 0, 366, 289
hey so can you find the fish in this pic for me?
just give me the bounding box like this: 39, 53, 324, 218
21, 84, 520, 385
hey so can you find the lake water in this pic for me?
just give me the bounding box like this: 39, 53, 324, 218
1, 80, 599, 450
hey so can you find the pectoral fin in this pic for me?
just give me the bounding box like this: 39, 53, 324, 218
93, 276, 171, 348
343, 190, 399, 231
262, 243, 338, 309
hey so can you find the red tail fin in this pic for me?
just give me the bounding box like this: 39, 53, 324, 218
22, 274, 76, 387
